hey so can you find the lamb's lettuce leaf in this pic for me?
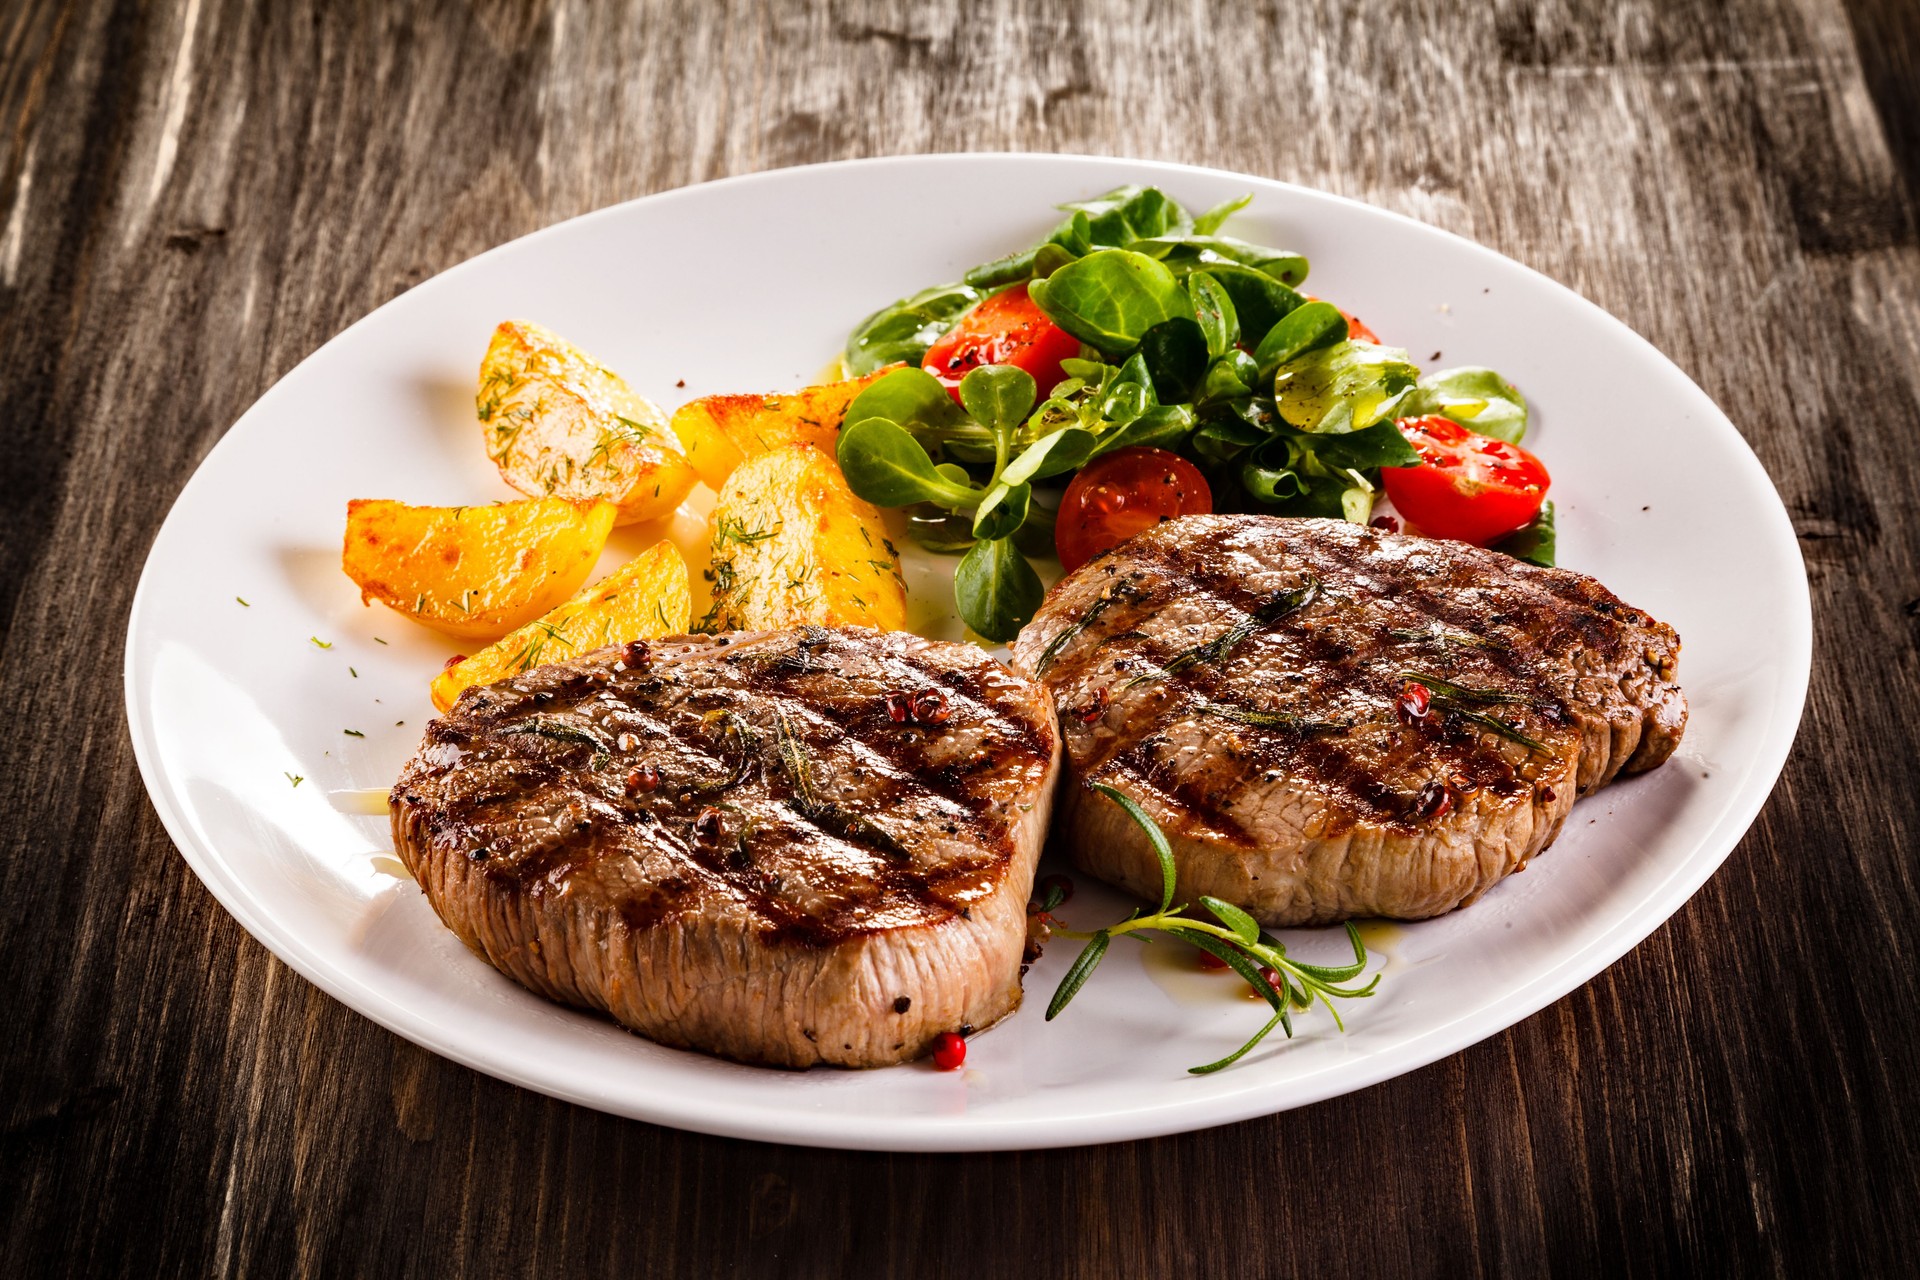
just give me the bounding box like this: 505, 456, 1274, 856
1271, 340, 1421, 434
1402, 366, 1528, 443
1029, 250, 1194, 354
843, 282, 983, 375
1493, 500, 1556, 566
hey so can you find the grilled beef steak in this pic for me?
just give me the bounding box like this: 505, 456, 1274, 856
392, 627, 1060, 1068
1009, 515, 1686, 926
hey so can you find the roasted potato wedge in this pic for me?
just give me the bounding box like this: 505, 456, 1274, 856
478, 320, 697, 525
342, 497, 616, 641
701, 445, 905, 632
430, 541, 692, 711
669, 368, 894, 492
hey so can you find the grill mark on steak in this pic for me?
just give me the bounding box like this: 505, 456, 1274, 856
1190, 529, 1555, 705
1074, 550, 1547, 832
392, 627, 1061, 1068
766, 695, 1002, 829
1012, 515, 1684, 926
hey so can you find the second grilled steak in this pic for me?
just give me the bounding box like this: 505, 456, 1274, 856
392, 627, 1060, 1068
1010, 515, 1686, 926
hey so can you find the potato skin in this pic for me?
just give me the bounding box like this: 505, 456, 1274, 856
430, 540, 692, 711
701, 445, 906, 632
668, 369, 894, 492
478, 320, 696, 525
342, 497, 616, 641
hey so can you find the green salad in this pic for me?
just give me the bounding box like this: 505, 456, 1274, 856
837, 185, 1554, 642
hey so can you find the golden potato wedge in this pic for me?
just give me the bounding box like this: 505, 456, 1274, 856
478, 320, 697, 525
668, 368, 895, 492
430, 540, 691, 711
342, 497, 616, 642
701, 445, 906, 632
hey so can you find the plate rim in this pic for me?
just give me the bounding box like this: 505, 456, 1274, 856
123, 152, 1813, 1151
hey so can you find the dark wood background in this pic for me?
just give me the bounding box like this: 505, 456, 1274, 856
5, 0, 1917, 1274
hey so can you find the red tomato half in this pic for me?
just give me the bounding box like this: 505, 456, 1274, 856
1304, 295, 1380, 344
1340, 309, 1381, 345
1381, 416, 1550, 545
1055, 447, 1213, 572
922, 287, 1081, 402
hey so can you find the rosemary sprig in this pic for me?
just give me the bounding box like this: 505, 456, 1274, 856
1034, 586, 1133, 674
770, 711, 910, 859
1398, 669, 1549, 754
497, 716, 610, 751
1045, 783, 1379, 1074
1446, 707, 1550, 755
1396, 669, 1523, 705
692, 709, 758, 794
1191, 696, 1348, 734
1120, 576, 1319, 693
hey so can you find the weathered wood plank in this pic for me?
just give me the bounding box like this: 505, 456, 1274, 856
2, 0, 1917, 1274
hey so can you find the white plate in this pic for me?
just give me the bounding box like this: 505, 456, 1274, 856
125, 155, 1810, 1151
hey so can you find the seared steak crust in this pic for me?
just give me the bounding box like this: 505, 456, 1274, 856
1010, 516, 1685, 925
392, 626, 1059, 1067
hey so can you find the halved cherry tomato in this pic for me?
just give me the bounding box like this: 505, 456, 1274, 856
1340, 309, 1381, 345
1381, 416, 1550, 545
1304, 295, 1380, 344
922, 287, 1081, 403
1055, 447, 1213, 572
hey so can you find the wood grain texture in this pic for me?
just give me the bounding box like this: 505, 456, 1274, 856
3, 0, 1917, 1274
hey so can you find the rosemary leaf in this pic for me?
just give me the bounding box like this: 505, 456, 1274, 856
1397, 670, 1548, 754
1396, 669, 1523, 705
772, 711, 908, 858
1189, 1005, 1291, 1076
1091, 782, 1175, 914
1191, 697, 1344, 733
1034, 588, 1129, 674
1199, 895, 1260, 946
1045, 930, 1110, 1020
1171, 928, 1281, 1009
1046, 782, 1380, 1073
1281, 922, 1373, 984
1121, 576, 1319, 692
1449, 707, 1550, 755
498, 717, 609, 750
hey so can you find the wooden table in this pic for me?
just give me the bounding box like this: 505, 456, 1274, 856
5, 1, 1917, 1273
